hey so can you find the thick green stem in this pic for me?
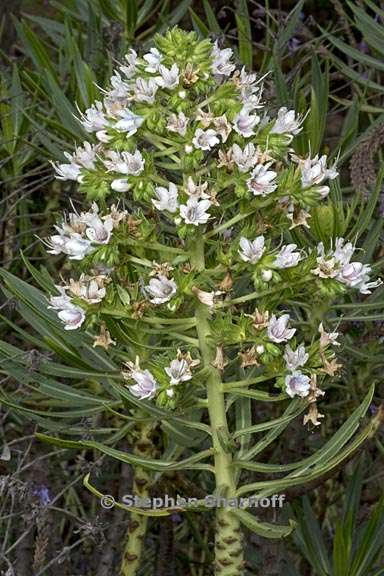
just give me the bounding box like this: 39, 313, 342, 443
121, 421, 153, 576
191, 233, 244, 575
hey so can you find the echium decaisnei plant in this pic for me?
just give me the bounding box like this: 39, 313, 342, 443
40, 28, 381, 575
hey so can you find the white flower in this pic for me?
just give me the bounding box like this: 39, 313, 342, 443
297, 154, 338, 197
192, 128, 220, 150
134, 77, 158, 103
111, 179, 130, 192
270, 107, 303, 139
128, 368, 158, 400
103, 96, 126, 118
96, 130, 112, 143
238, 236, 265, 263
247, 163, 277, 196
45, 234, 67, 256
285, 371, 311, 398
284, 343, 308, 371
233, 108, 260, 137
234, 68, 264, 109
79, 101, 108, 132
235, 67, 259, 91
211, 41, 235, 76
337, 262, 381, 294
52, 162, 81, 182
48, 288, 85, 330
241, 88, 263, 110
143, 47, 162, 73
61, 236, 94, 259
46, 233, 93, 260
156, 64, 180, 89
114, 109, 144, 135
107, 71, 131, 100
333, 238, 355, 266
165, 358, 192, 385
48, 286, 71, 309
120, 49, 138, 78
80, 203, 113, 244
180, 198, 211, 226
54, 205, 85, 235
79, 279, 105, 304
105, 150, 144, 176
57, 307, 86, 330
52, 142, 98, 182
152, 183, 179, 213
166, 112, 188, 136
267, 314, 296, 343
273, 244, 302, 268
358, 277, 383, 294
145, 275, 177, 304
232, 143, 258, 172
71, 142, 98, 169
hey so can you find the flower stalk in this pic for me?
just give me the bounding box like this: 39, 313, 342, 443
191, 233, 244, 575
121, 419, 154, 576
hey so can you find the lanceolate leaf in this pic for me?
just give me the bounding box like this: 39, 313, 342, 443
232, 509, 296, 539
38, 433, 215, 472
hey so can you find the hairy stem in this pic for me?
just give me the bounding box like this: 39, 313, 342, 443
120, 420, 154, 576
191, 233, 244, 576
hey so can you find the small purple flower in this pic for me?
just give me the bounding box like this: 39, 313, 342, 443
33, 485, 51, 506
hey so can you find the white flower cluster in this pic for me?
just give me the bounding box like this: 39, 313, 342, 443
51, 31, 338, 228
313, 238, 382, 294
46, 203, 126, 260
123, 352, 199, 400
48, 286, 86, 330
238, 236, 302, 269
263, 315, 340, 398
238, 234, 380, 294
251, 313, 311, 398
46, 203, 126, 329
48, 274, 107, 330
45, 29, 381, 405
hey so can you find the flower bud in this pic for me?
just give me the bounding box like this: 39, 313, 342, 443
262, 269, 273, 282
111, 179, 130, 192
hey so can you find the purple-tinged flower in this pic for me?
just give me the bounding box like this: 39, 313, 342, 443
145, 275, 177, 304
238, 236, 265, 264
285, 371, 311, 398
267, 314, 296, 343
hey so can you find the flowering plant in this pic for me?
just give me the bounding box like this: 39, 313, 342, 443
2, 28, 382, 576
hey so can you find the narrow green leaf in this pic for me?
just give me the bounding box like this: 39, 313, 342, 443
121, 0, 138, 39
189, 9, 210, 38
233, 508, 296, 539
202, 0, 221, 34
235, 0, 253, 68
